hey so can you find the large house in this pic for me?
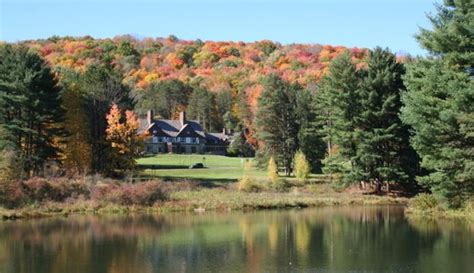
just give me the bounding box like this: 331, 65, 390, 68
140, 111, 232, 155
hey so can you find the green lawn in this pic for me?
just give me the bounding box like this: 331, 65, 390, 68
136, 154, 267, 183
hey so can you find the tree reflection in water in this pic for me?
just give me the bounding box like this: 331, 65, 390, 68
0, 206, 472, 273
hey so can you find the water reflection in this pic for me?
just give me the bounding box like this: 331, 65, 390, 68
0, 206, 472, 273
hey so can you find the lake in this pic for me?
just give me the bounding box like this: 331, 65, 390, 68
0, 206, 472, 273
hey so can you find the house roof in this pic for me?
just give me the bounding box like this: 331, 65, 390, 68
141, 117, 233, 139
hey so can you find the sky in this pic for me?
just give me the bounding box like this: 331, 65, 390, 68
0, 0, 438, 55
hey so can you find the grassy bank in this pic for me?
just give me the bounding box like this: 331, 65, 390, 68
0, 180, 408, 220
404, 194, 474, 221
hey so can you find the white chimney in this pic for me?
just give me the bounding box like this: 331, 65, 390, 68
147, 110, 154, 125
179, 111, 187, 127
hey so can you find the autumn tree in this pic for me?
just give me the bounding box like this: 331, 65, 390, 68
58, 69, 92, 175
294, 150, 311, 182
106, 104, 143, 175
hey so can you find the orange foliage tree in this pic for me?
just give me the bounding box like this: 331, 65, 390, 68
105, 104, 144, 173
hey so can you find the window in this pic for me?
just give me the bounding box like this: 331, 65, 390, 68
152, 136, 158, 143
186, 137, 191, 143
177, 137, 181, 142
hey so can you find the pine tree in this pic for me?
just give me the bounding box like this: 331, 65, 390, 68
402, 60, 473, 206
402, 0, 473, 207
296, 88, 326, 172
187, 87, 218, 131
416, 0, 474, 69
256, 74, 299, 175
354, 48, 417, 192
0, 45, 64, 176
314, 51, 362, 181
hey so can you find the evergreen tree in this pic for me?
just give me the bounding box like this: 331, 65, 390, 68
402, 0, 473, 207
227, 131, 255, 157
256, 74, 299, 175
187, 87, 218, 131
296, 88, 326, 172
314, 51, 362, 180
402, 60, 473, 206
354, 48, 417, 192
138, 79, 192, 119
0, 45, 64, 176
416, 0, 474, 69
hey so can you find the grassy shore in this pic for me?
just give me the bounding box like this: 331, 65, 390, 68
7, 155, 471, 221
0, 181, 408, 220
404, 194, 474, 221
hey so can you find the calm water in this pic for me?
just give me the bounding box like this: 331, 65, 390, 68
0, 206, 472, 273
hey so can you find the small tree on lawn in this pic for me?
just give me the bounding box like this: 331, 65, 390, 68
106, 104, 144, 176
294, 150, 310, 183
268, 156, 279, 185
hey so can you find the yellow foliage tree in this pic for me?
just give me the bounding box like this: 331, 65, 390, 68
106, 104, 144, 173
294, 150, 310, 182
267, 156, 279, 185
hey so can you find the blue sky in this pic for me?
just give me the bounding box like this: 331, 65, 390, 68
1, 0, 437, 55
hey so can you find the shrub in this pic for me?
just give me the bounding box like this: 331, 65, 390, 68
22, 177, 52, 202
409, 193, 440, 211
294, 151, 310, 182
21, 177, 90, 203
272, 178, 290, 192
267, 157, 279, 185
103, 181, 169, 206
238, 176, 261, 192
0, 181, 26, 208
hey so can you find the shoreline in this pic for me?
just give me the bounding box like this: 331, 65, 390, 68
1, 189, 409, 221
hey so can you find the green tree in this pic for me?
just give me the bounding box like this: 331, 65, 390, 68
401, 0, 473, 207
227, 131, 255, 157
138, 79, 192, 119
256, 74, 299, 175
296, 88, 326, 172
0, 45, 64, 177
401, 60, 473, 207
314, 51, 362, 180
354, 48, 417, 192
416, 0, 474, 69
187, 87, 218, 131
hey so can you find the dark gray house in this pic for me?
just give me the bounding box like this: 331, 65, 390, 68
140, 111, 232, 155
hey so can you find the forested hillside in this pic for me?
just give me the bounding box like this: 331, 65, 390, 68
25, 36, 367, 90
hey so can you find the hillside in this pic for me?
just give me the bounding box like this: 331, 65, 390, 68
20, 35, 368, 93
